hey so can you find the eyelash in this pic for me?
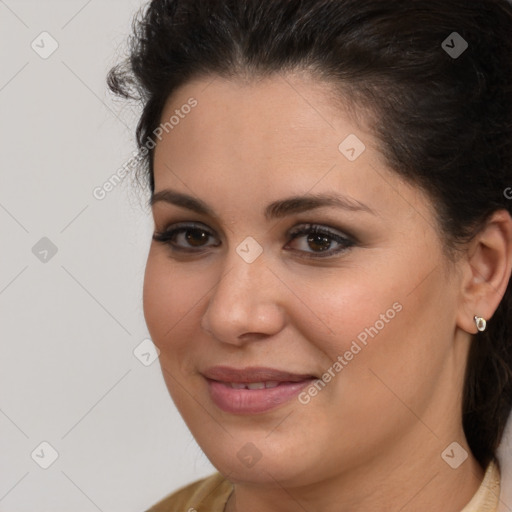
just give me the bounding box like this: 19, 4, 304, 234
152, 222, 355, 259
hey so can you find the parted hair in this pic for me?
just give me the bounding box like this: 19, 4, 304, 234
107, 0, 512, 469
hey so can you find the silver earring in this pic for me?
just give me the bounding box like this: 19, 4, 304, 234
474, 315, 487, 332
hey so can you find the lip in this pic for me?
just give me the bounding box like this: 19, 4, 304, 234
202, 366, 317, 414
202, 366, 317, 383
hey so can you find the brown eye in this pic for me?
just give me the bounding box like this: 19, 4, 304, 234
152, 221, 355, 259
286, 224, 355, 259
152, 223, 219, 252
184, 229, 210, 247
305, 233, 333, 252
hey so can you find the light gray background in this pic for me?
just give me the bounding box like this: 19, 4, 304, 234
0, 1, 215, 511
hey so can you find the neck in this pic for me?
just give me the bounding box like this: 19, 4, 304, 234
224, 426, 485, 512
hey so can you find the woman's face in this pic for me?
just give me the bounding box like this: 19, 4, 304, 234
143, 74, 471, 486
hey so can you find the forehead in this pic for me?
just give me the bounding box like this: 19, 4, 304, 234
157, 74, 346, 161
152, 74, 433, 225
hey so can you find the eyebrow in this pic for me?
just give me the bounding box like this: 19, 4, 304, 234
149, 188, 376, 219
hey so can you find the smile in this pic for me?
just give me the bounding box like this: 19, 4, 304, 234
202, 366, 317, 414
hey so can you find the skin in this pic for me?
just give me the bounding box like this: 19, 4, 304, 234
143, 72, 512, 512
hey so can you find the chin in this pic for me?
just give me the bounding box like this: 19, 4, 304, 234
197, 433, 324, 487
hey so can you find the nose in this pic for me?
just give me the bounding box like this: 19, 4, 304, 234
200, 249, 287, 346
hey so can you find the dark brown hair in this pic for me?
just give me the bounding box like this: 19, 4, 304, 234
107, 0, 512, 468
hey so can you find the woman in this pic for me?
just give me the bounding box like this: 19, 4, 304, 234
107, 1, 512, 510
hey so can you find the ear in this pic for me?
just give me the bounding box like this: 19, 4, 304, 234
457, 209, 512, 334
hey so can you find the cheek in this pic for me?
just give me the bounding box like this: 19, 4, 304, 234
289, 257, 453, 416
142, 253, 204, 410
143, 254, 171, 346
142, 250, 198, 352
286, 265, 401, 363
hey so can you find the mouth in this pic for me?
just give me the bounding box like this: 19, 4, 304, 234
221, 381, 286, 389
202, 366, 317, 414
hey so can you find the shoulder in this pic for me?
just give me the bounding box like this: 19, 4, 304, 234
145, 472, 233, 512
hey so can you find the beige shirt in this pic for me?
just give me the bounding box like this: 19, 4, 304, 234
460, 460, 501, 512
146, 460, 500, 512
